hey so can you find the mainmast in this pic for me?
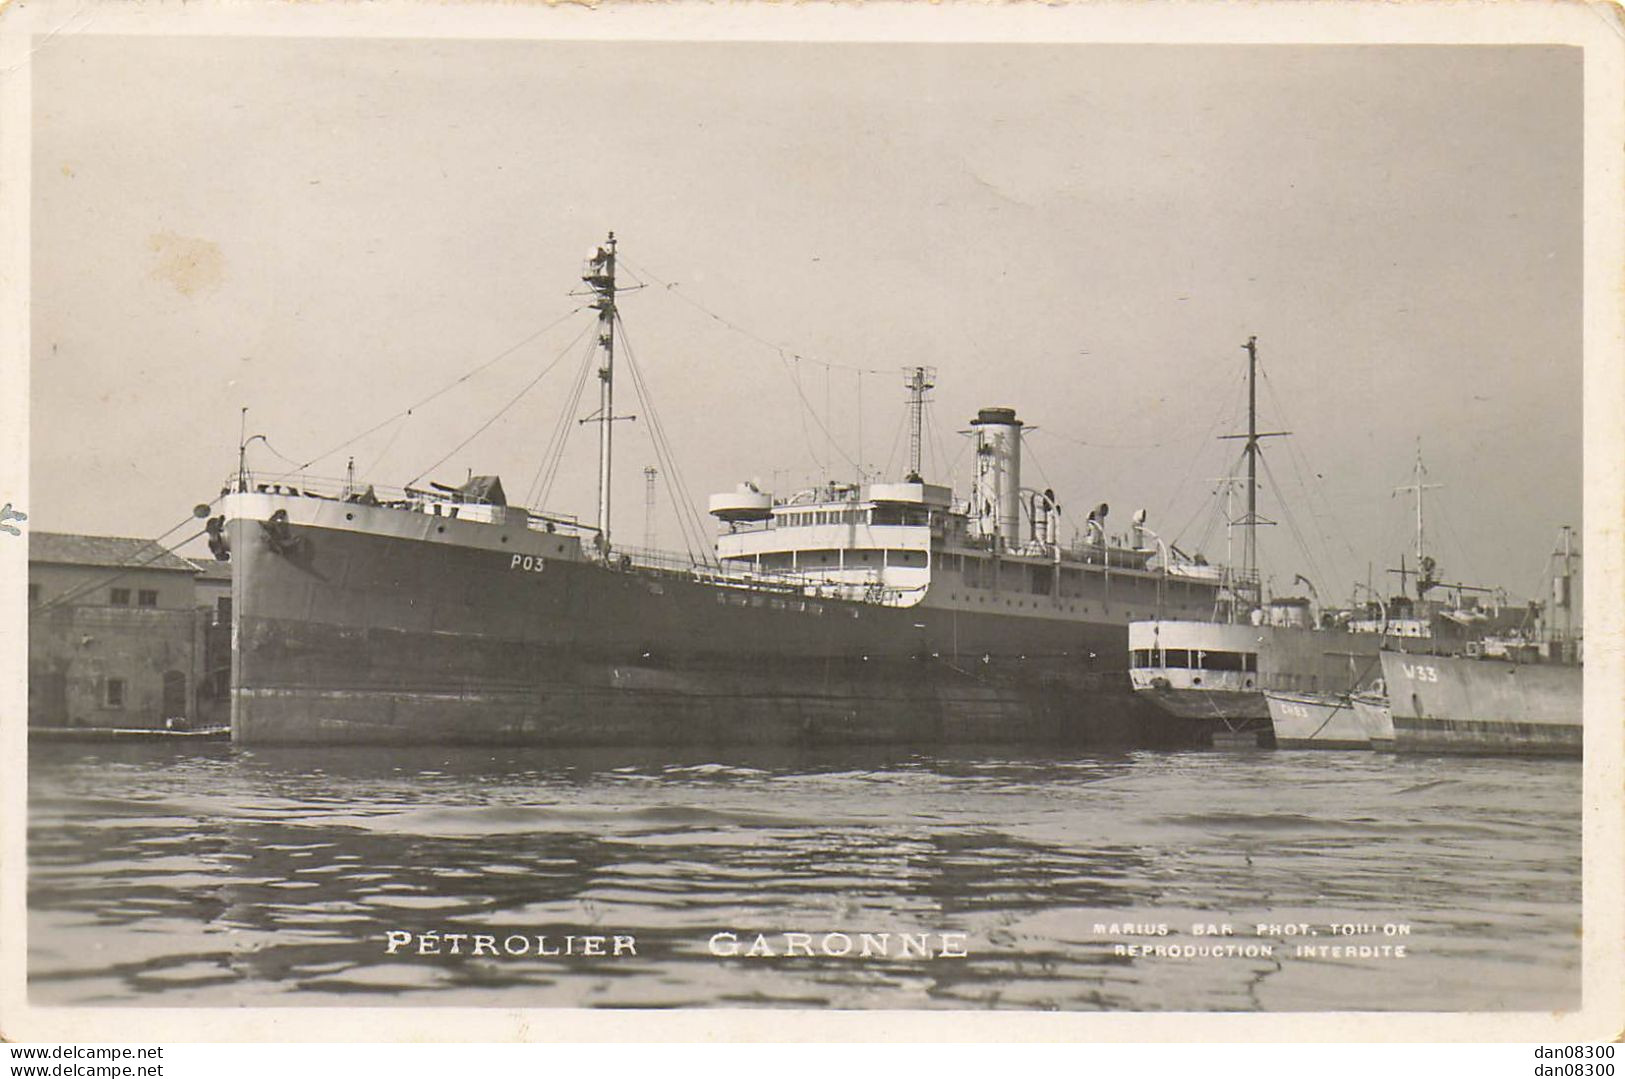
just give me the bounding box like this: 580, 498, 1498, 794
1245, 336, 1258, 581
583, 233, 619, 553
1219, 335, 1285, 615
1392, 441, 1441, 599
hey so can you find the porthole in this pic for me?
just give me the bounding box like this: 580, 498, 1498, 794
345, 512, 354, 521
501, 536, 509, 543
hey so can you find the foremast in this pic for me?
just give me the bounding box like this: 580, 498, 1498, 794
582, 233, 625, 556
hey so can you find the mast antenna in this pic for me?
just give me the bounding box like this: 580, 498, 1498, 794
904, 366, 936, 482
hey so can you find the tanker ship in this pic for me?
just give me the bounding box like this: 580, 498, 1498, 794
209, 234, 1221, 746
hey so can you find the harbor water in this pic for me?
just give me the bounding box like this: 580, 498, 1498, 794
27, 739, 1581, 1011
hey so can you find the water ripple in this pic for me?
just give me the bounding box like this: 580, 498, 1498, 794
27, 741, 1580, 1010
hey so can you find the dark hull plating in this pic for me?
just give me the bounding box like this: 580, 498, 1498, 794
229, 514, 1203, 747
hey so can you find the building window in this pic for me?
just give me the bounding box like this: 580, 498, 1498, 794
109, 588, 131, 606
28, 583, 39, 604
137, 589, 159, 607
216, 596, 232, 624
105, 678, 126, 708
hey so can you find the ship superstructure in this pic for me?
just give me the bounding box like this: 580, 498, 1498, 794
211, 235, 1220, 746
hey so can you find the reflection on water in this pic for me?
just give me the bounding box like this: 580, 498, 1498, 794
28, 742, 1581, 1010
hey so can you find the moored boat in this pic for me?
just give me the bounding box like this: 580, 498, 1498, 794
1378, 527, 1582, 758
1380, 651, 1581, 757
1263, 689, 1372, 750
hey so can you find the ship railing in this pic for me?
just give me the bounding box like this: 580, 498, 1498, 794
228, 471, 595, 536
606, 542, 925, 607
230, 472, 435, 509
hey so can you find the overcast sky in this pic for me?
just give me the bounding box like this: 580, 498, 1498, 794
29, 36, 1581, 603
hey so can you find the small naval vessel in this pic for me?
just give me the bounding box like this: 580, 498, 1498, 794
1378, 526, 1582, 757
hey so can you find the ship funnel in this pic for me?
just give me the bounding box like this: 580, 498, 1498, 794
971, 407, 1022, 550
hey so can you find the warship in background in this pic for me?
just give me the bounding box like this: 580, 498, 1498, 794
208, 234, 1223, 747
1377, 526, 1582, 757
1263, 455, 1572, 755
1262, 448, 1522, 751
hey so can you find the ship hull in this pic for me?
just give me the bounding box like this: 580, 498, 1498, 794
1128, 619, 1382, 743
1351, 694, 1394, 749
227, 496, 1198, 747
1378, 651, 1582, 757
1264, 690, 1371, 750
1133, 686, 1268, 723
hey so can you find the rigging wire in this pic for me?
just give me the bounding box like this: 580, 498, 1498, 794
36, 526, 212, 613
252, 437, 307, 469
528, 326, 602, 512
880, 403, 907, 481
618, 255, 865, 475
1038, 426, 1222, 453
1258, 450, 1331, 598
1041, 357, 1242, 453
34, 489, 236, 613
407, 320, 593, 487
615, 311, 717, 564
363, 414, 409, 477
856, 369, 864, 480
1022, 433, 1059, 508
617, 255, 891, 376
791, 360, 820, 476
934, 407, 973, 497
261, 305, 587, 483
1176, 446, 1248, 557
1256, 363, 1361, 595
1163, 370, 1249, 549
616, 316, 699, 558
